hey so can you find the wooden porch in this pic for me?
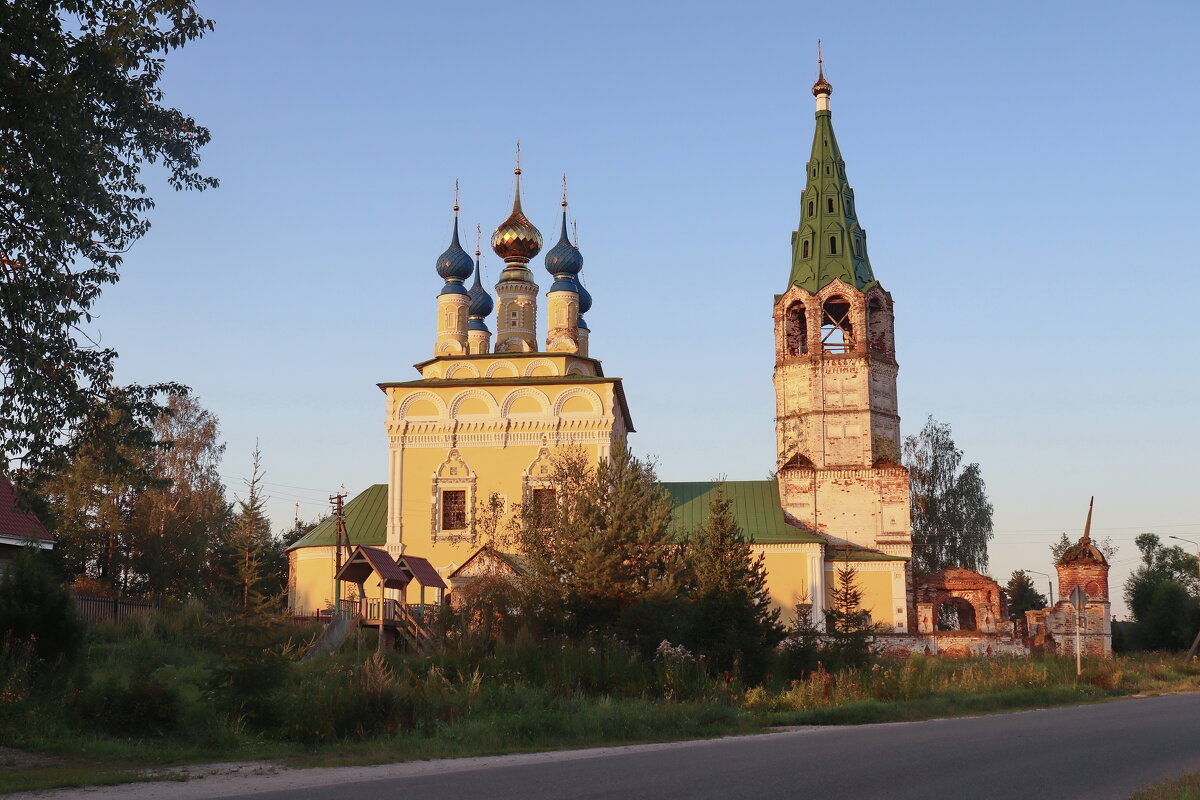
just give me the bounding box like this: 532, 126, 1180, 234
332, 545, 448, 654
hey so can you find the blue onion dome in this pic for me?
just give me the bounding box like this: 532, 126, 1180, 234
545, 209, 583, 278
436, 214, 474, 282
491, 167, 542, 264
576, 278, 592, 315
467, 253, 493, 320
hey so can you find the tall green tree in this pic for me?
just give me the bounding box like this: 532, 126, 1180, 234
1124, 534, 1196, 599
0, 0, 215, 473
126, 394, 229, 601
904, 416, 993, 575
38, 389, 162, 595
683, 484, 784, 676
220, 446, 275, 611
1005, 570, 1048, 621
507, 444, 683, 631
824, 564, 872, 669
1122, 533, 1200, 651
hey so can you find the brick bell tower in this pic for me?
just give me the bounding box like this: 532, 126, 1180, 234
773, 52, 912, 560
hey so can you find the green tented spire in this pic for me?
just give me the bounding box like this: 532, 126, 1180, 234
788, 62, 876, 294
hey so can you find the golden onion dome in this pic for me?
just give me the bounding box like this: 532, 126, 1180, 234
491, 168, 542, 264
812, 66, 832, 97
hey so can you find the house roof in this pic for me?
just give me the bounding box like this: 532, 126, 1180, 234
335, 545, 410, 589
399, 554, 447, 589
0, 477, 53, 546
661, 480, 825, 544
448, 545, 530, 581
287, 484, 387, 550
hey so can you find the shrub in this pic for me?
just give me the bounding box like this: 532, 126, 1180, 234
76, 666, 185, 737
0, 546, 84, 663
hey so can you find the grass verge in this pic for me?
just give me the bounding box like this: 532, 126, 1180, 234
1130, 772, 1200, 800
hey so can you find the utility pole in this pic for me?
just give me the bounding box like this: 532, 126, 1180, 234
1028, 569, 1054, 606
331, 492, 348, 614
1168, 535, 1200, 662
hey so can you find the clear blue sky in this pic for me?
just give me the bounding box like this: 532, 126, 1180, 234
99, 0, 1200, 616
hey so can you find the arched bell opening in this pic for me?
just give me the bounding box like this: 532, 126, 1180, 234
820, 296, 854, 354
785, 302, 809, 356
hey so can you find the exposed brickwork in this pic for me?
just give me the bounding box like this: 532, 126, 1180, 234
1025, 536, 1112, 658
914, 568, 1008, 634
874, 632, 1028, 658
773, 281, 911, 560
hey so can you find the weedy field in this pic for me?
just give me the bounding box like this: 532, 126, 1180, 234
2, 606, 1198, 794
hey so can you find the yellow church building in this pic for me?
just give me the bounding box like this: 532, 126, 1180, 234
287, 64, 911, 633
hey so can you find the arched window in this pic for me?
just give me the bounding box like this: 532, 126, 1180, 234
820, 296, 854, 354
867, 297, 889, 354
829, 236, 837, 255
801, 240, 810, 259
807, 201, 814, 217
785, 302, 808, 356
827, 197, 835, 213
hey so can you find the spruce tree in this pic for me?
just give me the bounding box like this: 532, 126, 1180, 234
825, 564, 871, 669
506, 443, 683, 636
1005, 570, 1048, 621
224, 445, 274, 612
211, 445, 286, 728
685, 484, 783, 677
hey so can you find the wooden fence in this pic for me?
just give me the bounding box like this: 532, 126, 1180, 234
73, 594, 157, 624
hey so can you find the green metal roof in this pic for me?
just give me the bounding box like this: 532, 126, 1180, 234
288, 484, 387, 550
824, 546, 908, 563
788, 109, 877, 294
661, 480, 824, 544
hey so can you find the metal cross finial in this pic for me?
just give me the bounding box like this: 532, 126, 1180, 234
453, 179, 460, 214
817, 40, 823, 75
515, 140, 521, 175
562, 173, 568, 208
475, 223, 481, 257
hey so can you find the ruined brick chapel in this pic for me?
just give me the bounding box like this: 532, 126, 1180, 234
285, 55, 1111, 659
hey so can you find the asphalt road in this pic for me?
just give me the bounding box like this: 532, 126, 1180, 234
212, 693, 1200, 800
31, 694, 1200, 800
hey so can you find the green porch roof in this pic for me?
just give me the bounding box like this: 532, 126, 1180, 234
661, 480, 825, 544
288, 484, 387, 550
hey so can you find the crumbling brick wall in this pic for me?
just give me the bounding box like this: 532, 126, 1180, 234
1026, 534, 1112, 658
